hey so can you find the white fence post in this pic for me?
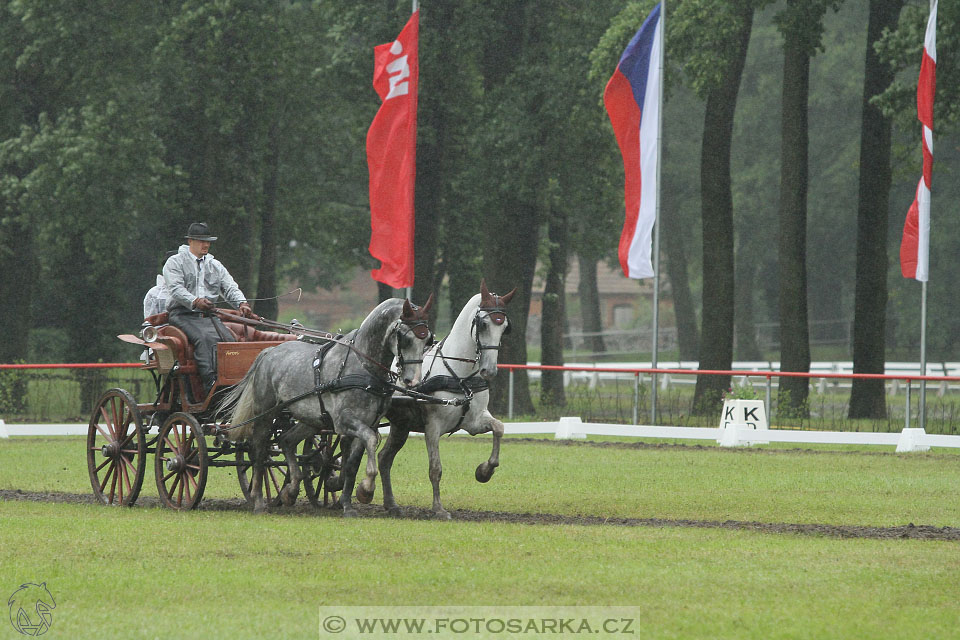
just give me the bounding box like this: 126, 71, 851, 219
0, 419, 8, 439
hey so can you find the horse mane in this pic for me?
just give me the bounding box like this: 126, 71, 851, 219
354, 298, 404, 356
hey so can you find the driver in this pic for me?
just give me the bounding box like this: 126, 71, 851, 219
163, 222, 254, 395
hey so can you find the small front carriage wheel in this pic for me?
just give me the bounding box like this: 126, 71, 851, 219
87, 389, 147, 506
302, 432, 341, 508
155, 412, 208, 510
235, 443, 290, 507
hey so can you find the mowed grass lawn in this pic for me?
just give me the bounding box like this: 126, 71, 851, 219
1, 435, 959, 639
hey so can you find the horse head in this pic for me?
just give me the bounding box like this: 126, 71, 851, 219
396, 294, 434, 386
475, 279, 517, 380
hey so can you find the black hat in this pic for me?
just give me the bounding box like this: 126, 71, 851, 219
185, 222, 217, 242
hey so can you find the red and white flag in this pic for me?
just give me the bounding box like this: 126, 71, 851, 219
900, 1, 937, 282
367, 11, 419, 288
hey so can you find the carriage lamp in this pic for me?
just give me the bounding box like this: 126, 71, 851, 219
141, 325, 159, 343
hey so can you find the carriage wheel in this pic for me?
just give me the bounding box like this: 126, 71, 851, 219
87, 389, 147, 506
155, 412, 208, 510
235, 443, 290, 507
302, 433, 342, 508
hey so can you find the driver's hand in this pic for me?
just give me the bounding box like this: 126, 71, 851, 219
239, 302, 254, 318
194, 297, 215, 312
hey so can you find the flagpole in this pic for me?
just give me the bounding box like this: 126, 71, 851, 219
920, 281, 927, 429
410, 0, 418, 302
649, 0, 665, 425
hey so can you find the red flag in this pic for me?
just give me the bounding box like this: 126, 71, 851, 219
367, 11, 419, 288
900, 1, 937, 281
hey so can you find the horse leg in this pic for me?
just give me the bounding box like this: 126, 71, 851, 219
249, 429, 271, 514
277, 422, 313, 507
424, 422, 450, 520
354, 427, 379, 505
466, 412, 504, 483
377, 425, 410, 516
338, 436, 366, 518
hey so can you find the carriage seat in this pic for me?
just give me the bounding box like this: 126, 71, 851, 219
143, 310, 297, 370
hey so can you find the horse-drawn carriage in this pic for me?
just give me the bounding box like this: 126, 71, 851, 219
86, 307, 346, 510
87, 282, 514, 517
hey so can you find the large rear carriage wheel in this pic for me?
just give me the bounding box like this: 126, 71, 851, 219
155, 412, 208, 510
87, 389, 147, 506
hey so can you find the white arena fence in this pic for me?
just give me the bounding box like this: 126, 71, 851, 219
3, 361, 960, 452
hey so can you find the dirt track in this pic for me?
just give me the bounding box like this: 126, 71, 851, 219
2, 488, 958, 541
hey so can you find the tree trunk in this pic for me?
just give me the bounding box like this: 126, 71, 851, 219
0, 215, 34, 362
734, 246, 763, 361
484, 201, 540, 416
660, 203, 699, 361
692, 5, 754, 414
777, 10, 812, 417
849, 0, 904, 419
576, 254, 605, 354
255, 125, 280, 321
541, 211, 568, 407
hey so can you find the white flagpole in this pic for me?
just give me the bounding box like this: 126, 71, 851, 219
649, 0, 665, 424
919, 0, 935, 431
920, 281, 927, 429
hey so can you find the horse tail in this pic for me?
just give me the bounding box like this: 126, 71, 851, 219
216, 351, 266, 441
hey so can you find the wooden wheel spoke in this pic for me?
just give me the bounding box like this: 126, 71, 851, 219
177, 475, 185, 506
185, 469, 199, 493
121, 453, 138, 476
168, 472, 181, 497
95, 457, 112, 473
186, 463, 202, 471
162, 467, 177, 483
110, 399, 121, 439
108, 462, 119, 503
182, 472, 193, 502
263, 470, 273, 500
99, 462, 115, 492
94, 422, 112, 440
163, 435, 179, 454
173, 424, 184, 449
100, 406, 116, 440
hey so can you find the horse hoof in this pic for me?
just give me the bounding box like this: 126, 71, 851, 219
475, 462, 496, 483
280, 486, 297, 507
385, 505, 402, 517
433, 508, 451, 521
253, 502, 268, 515
356, 482, 375, 504
342, 507, 359, 518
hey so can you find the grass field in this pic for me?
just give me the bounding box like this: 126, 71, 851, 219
1, 436, 959, 639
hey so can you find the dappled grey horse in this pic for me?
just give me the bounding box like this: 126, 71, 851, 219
219, 297, 432, 516
379, 281, 516, 519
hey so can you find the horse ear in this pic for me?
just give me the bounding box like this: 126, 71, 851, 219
422, 292, 435, 314
480, 279, 490, 298
402, 298, 413, 318
500, 287, 518, 305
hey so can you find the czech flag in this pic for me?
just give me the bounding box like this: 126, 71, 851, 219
367, 11, 419, 288
900, 1, 937, 282
604, 3, 662, 280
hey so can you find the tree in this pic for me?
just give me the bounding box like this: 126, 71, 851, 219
775, 0, 838, 415
849, 0, 904, 419
673, 1, 758, 413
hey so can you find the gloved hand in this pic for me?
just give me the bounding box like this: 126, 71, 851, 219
239, 302, 254, 318
194, 297, 215, 312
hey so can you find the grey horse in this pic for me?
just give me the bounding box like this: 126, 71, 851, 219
219, 297, 433, 516
379, 281, 515, 519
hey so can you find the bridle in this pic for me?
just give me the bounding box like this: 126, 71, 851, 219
392, 317, 432, 376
